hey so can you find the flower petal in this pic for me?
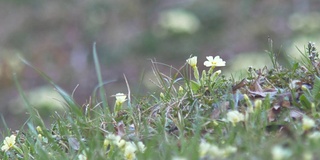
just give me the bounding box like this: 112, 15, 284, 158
206, 56, 214, 61
204, 61, 212, 67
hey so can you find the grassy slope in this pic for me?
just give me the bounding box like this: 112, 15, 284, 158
1, 42, 320, 160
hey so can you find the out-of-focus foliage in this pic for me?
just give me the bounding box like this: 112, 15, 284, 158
0, 0, 320, 129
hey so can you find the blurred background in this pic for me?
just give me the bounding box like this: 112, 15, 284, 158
1, 0, 320, 130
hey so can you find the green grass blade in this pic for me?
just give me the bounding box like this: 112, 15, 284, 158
12, 73, 46, 126
92, 43, 111, 114
92, 80, 116, 104
0, 114, 10, 136
12, 73, 34, 116
19, 58, 82, 116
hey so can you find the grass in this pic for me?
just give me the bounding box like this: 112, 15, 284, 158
1, 41, 320, 160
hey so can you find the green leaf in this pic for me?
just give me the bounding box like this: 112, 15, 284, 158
312, 75, 320, 100
300, 94, 311, 110
190, 80, 200, 93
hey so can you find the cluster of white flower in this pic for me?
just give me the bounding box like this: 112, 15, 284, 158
114, 93, 127, 115
186, 55, 225, 85
186, 56, 225, 71
302, 116, 315, 131
104, 133, 146, 160
115, 93, 127, 106
226, 110, 245, 126
1, 135, 16, 152
199, 141, 237, 159
271, 145, 292, 160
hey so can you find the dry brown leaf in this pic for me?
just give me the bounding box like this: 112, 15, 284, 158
115, 121, 126, 137
268, 104, 282, 122
211, 108, 221, 119
281, 100, 291, 108
253, 76, 264, 92
289, 109, 304, 120
267, 108, 276, 122
247, 90, 277, 98
232, 79, 248, 93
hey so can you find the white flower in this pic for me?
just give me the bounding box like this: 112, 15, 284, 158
226, 110, 245, 126
289, 80, 301, 90
223, 146, 237, 156
203, 56, 226, 68
172, 156, 187, 160
105, 133, 121, 143
271, 145, 292, 160
105, 133, 127, 149
115, 93, 127, 105
78, 152, 87, 160
1, 135, 16, 152
124, 142, 137, 160
199, 141, 211, 157
302, 116, 315, 131
186, 56, 198, 68
308, 131, 320, 140
137, 141, 146, 153
303, 152, 313, 160
199, 141, 222, 158
117, 139, 126, 149
207, 144, 222, 157
199, 141, 237, 159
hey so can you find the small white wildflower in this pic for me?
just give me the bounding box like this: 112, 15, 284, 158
199, 141, 211, 157
302, 116, 315, 131
137, 141, 146, 153
223, 146, 237, 156
172, 156, 187, 160
105, 133, 121, 144
289, 80, 301, 90
207, 144, 223, 157
203, 56, 226, 68
78, 152, 87, 160
1, 135, 16, 152
115, 93, 127, 106
303, 152, 313, 160
226, 110, 245, 126
199, 141, 237, 159
124, 142, 137, 160
186, 56, 198, 68
271, 145, 292, 160
308, 131, 320, 140
117, 139, 126, 149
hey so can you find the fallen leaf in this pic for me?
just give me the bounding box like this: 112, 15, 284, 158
115, 121, 126, 137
